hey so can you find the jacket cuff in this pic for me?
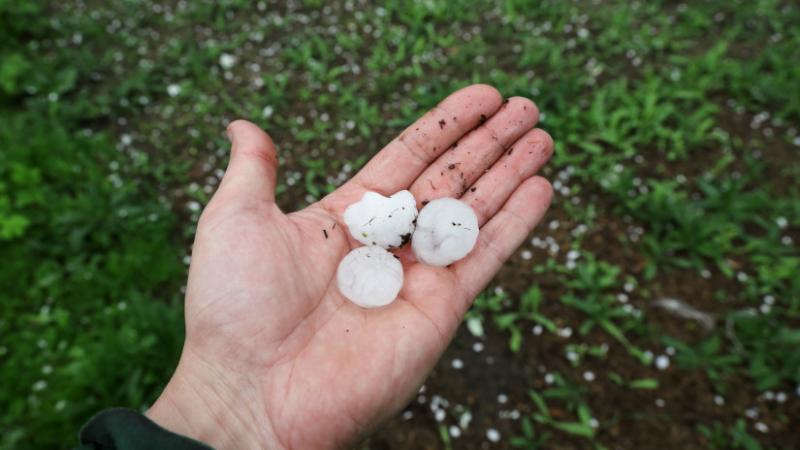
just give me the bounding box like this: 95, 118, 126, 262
78, 408, 214, 450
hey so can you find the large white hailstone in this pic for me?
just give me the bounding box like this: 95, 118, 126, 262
343, 190, 417, 249
337, 246, 403, 308
412, 198, 479, 266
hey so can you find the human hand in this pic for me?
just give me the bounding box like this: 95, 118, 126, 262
146, 84, 553, 449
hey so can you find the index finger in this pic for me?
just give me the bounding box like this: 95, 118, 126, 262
344, 84, 503, 195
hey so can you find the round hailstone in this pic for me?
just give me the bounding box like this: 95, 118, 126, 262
336, 246, 403, 308
343, 190, 417, 249
412, 198, 479, 266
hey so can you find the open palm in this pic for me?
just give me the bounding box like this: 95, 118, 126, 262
147, 85, 554, 449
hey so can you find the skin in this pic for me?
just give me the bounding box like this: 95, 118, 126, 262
147, 84, 554, 449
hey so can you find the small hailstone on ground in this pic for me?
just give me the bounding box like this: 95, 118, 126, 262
434, 409, 446, 422
473, 342, 484, 352
166, 83, 181, 97
336, 246, 403, 308
466, 317, 484, 337
412, 198, 479, 266
344, 190, 417, 249
655, 355, 670, 370
459, 411, 473, 429
713, 395, 725, 406
451, 358, 464, 369
583, 370, 595, 382
755, 422, 769, 433
219, 53, 236, 69
449, 425, 461, 438
497, 394, 508, 404
486, 428, 501, 442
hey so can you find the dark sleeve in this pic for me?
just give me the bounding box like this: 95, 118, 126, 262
76, 408, 214, 450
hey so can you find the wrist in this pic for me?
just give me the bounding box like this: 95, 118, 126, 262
147, 346, 283, 450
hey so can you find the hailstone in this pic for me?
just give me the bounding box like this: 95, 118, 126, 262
343, 190, 417, 249
336, 246, 404, 308
412, 198, 479, 266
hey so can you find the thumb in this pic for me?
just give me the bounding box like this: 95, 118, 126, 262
217, 119, 279, 203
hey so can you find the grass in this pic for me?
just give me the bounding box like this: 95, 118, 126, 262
1, 0, 798, 448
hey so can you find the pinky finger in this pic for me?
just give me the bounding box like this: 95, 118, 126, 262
451, 176, 553, 306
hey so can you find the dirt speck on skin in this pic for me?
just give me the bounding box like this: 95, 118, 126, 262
323, 229, 328, 239
470, 187, 477, 192
448, 164, 456, 170
507, 147, 514, 156
479, 114, 487, 124
439, 119, 446, 129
